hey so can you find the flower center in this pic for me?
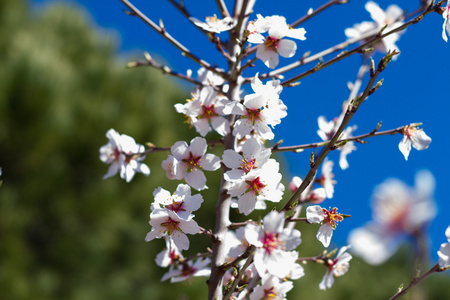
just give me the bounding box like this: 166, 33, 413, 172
262, 232, 282, 255
166, 200, 185, 213
264, 36, 281, 52
323, 207, 344, 229
161, 217, 181, 236
245, 177, 266, 196
240, 156, 257, 173
263, 287, 279, 299
200, 104, 218, 121
245, 108, 262, 125
183, 152, 202, 172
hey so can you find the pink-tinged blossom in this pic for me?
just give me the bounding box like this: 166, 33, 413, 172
247, 15, 306, 69
189, 15, 236, 33
245, 211, 301, 278
227, 159, 284, 215
442, 1, 450, 42
175, 86, 231, 137
99, 128, 150, 182
307, 205, 345, 248
162, 137, 221, 190
339, 125, 357, 170
222, 138, 271, 181
288, 176, 326, 204
398, 124, 431, 161
197, 67, 227, 90
151, 184, 203, 220
319, 246, 352, 290
231, 76, 287, 141
161, 257, 211, 283
317, 159, 336, 199
348, 171, 436, 265
345, 1, 404, 58
317, 116, 338, 141
249, 275, 293, 300
145, 209, 200, 251
438, 225, 450, 268
155, 237, 182, 268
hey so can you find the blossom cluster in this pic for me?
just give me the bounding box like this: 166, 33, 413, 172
96, 0, 450, 298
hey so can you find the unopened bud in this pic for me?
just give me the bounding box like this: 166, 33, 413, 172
368, 79, 384, 96
126, 61, 138, 68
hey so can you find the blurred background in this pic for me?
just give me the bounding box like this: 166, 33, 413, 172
0, 0, 449, 299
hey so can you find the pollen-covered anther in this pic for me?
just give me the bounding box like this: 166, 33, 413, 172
245, 108, 262, 125
246, 177, 267, 196
323, 207, 344, 229
161, 217, 181, 235
264, 36, 281, 52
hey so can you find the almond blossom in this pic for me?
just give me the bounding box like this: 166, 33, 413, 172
189, 15, 236, 33
227, 159, 284, 215
398, 124, 431, 160
317, 159, 336, 199
319, 246, 352, 290
307, 205, 345, 248
161, 257, 211, 283
345, 1, 404, 57
99, 128, 150, 182
222, 138, 271, 181
249, 275, 293, 300
339, 125, 357, 170
175, 86, 231, 137
155, 237, 182, 268
245, 211, 301, 278
348, 170, 436, 265
247, 15, 306, 69
151, 184, 203, 220
231, 75, 287, 140
438, 225, 450, 268
161, 137, 221, 190
145, 209, 200, 251
442, 1, 450, 41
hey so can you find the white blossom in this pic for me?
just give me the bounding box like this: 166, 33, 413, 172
345, 1, 404, 57
222, 138, 271, 181
249, 275, 293, 300
161, 137, 221, 190
175, 86, 231, 137
438, 225, 450, 268
99, 128, 150, 182
227, 159, 284, 215
442, 1, 450, 41
151, 184, 203, 220
247, 15, 306, 69
319, 246, 352, 290
339, 125, 357, 170
245, 211, 301, 278
317, 159, 336, 199
398, 124, 431, 161
348, 171, 436, 265
190, 15, 236, 33
231, 75, 287, 140
161, 257, 211, 283
145, 209, 200, 251
306, 205, 344, 248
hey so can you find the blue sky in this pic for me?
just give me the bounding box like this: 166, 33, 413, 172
31, 0, 450, 260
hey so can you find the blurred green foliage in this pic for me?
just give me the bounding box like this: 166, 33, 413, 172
0, 1, 448, 299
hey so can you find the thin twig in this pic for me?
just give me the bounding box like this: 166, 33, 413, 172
272, 124, 408, 153
128, 55, 204, 86
280, 51, 396, 212
389, 263, 446, 300
120, 0, 225, 77
216, 0, 230, 18
223, 250, 255, 299
290, 0, 349, 28
280, 1, 444, 86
